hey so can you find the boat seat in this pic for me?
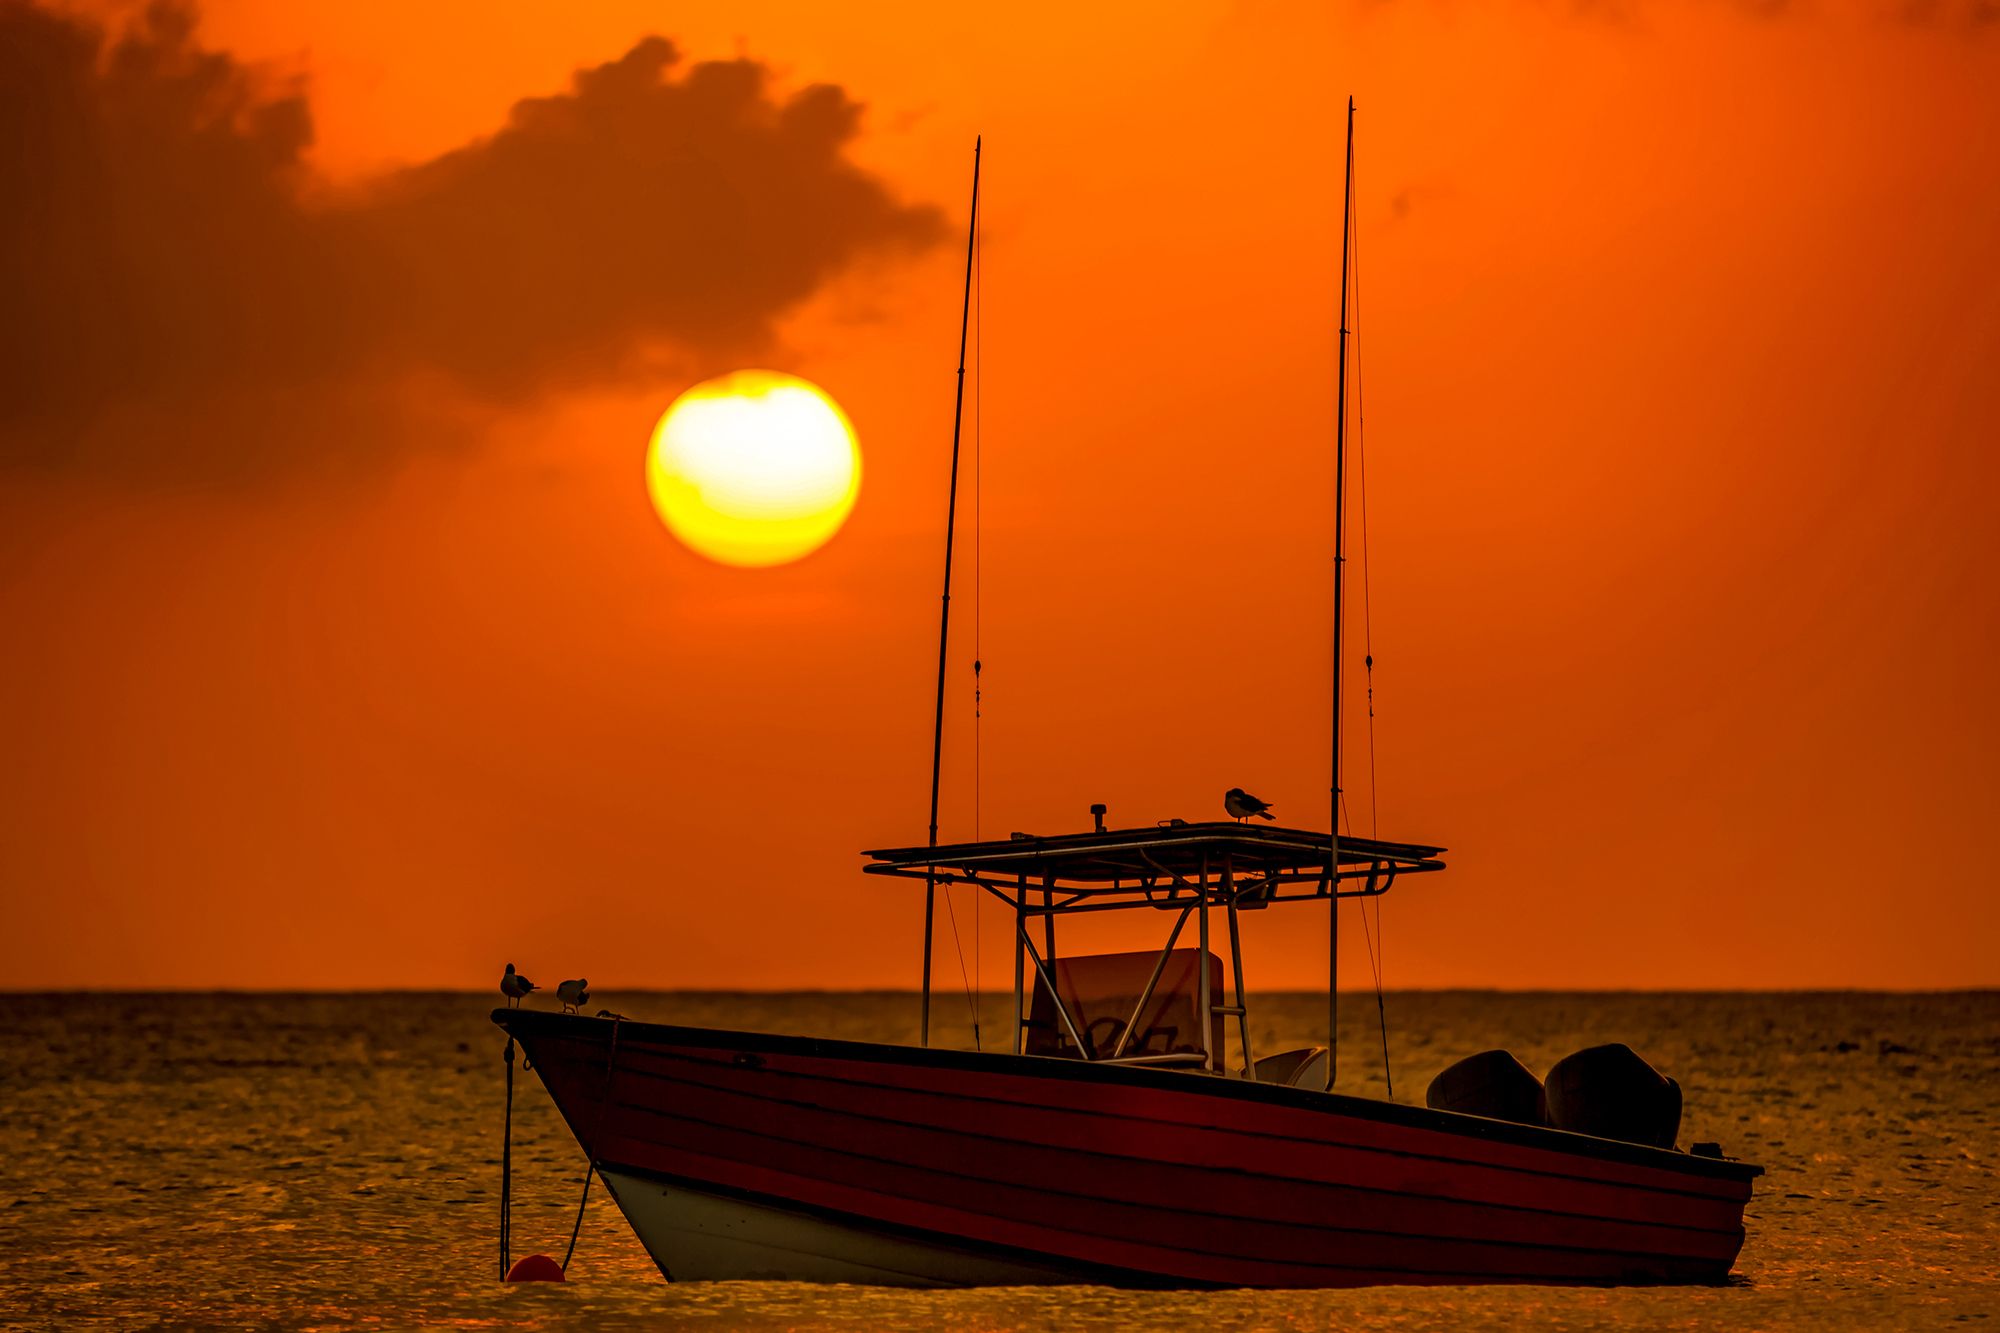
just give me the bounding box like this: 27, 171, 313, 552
1250, 1046, 1329, 1087
1026, 948, 1224, 1063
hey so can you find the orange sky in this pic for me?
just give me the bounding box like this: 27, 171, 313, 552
3, 0, 1996, 990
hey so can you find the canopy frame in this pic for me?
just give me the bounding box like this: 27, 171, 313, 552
864, 821, 1444, 1080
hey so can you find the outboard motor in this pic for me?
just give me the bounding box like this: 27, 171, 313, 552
1544, 1043, 1682, 1149
1425, 1049, 1548, 1126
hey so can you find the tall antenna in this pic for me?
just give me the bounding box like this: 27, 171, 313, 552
1326, 97, 1354, 1092
921, 137, 982, 1048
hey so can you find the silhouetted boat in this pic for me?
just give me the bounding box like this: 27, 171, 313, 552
493, 106, 1760, 1287
498, 827, 1758, 1287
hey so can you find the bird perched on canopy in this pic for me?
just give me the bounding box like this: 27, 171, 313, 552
500, 962, 537, 1007
556, 978, 590, 1014
1224, 788, 1276, 822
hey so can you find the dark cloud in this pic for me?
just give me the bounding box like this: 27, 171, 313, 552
0, 2, 944, 479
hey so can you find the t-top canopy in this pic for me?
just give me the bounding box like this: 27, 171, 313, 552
863, 820, 1444, 898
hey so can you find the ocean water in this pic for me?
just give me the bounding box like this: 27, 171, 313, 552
1, 991, 1993, 1330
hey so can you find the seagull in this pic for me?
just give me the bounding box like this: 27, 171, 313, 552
1224, 788, 1276, 823
556, 978, 590, 1014
500, 963, 537, 1007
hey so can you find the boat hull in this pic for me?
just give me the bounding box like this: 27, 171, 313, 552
496, 1010, 1758, 1288
598, 1168, 1088, 1285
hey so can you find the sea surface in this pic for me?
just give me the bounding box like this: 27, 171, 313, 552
2, 991, 1993, 1330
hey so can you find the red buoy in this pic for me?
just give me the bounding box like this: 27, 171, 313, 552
505, 1253, 565, 1283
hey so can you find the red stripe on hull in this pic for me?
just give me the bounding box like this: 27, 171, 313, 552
504, 1013, 1756, 1288
607, 1043, 1747, 1234
597, 1067, 1746, 1262
763, 1047, 1750, 1203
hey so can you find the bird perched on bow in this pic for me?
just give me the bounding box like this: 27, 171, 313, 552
1224, 788, 1276, 822
556, 978, 590, 1014
500, 962, 537, 1007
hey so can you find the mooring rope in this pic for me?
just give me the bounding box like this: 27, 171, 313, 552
499, 1018, 623, 1280
560, 1015, 623, 1274
499, 1036, 515, 1280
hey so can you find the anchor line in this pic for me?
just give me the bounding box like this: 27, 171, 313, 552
499, 1036, 514, 1281
561, 1016, 622, 1273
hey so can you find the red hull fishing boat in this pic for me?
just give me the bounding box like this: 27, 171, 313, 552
494, 107, 1759, 1287
499, 825, 1756, 1287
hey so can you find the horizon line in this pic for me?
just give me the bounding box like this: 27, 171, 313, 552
4, 985, 1993, 997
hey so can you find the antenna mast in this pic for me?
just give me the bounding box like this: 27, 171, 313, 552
1327, 97, 1354, 1091
922, 137, 982, 1048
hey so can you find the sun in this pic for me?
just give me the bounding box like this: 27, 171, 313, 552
644, 370, 861, 568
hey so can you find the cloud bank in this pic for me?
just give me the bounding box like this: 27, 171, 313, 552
0, 2, 944, 479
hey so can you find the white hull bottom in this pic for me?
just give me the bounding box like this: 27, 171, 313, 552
597, 1167, 1080, 1286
